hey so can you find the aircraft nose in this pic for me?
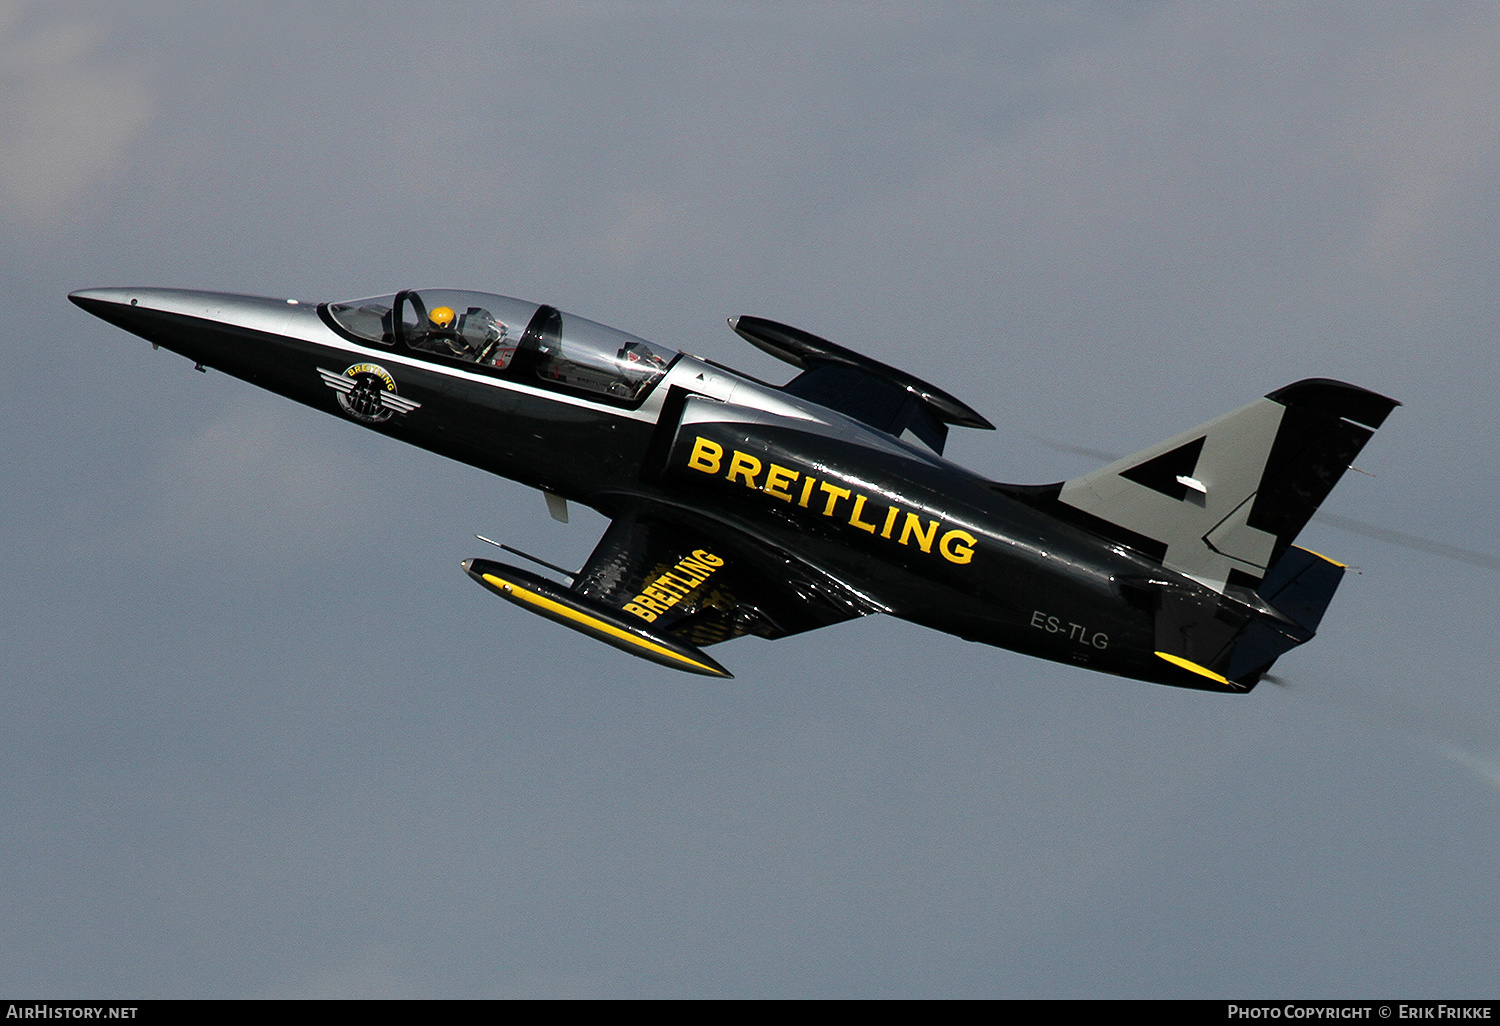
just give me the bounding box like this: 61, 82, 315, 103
71, 285, 313, 378
69, 287, 170, 337
69, 286, 192, 341
68, 287, 137, 316
71, 286, 305, 349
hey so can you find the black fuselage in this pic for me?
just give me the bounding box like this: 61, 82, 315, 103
71, 287, 1270, 690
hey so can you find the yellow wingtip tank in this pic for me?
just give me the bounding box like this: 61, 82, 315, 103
462, 558, 733, 679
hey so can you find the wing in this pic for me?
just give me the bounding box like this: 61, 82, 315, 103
464, 504, 876, 676
572, 505, 874, 648
728, 315, 993, 455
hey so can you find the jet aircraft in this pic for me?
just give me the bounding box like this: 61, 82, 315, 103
69, 286, 1398, 691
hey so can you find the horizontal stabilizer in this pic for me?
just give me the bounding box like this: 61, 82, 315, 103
462, 557, 732, 678
729, 314, 992, 454
1151, 544, 1349, 690
1256, 545, 1346, 634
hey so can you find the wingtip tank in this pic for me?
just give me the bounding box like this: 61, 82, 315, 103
462, 557, 733, 678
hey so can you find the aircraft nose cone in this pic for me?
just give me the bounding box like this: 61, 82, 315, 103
69, 287, 137, 316
70, 286, 306, 355
70, 287, 170, 337
70, 285, 211, 345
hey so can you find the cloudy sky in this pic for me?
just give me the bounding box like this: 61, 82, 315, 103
4, 0, 1499, 998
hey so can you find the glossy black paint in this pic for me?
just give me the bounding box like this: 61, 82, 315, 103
70, 292, 657, 499
70, 287, 1395, 691
658, 418, 1172, 682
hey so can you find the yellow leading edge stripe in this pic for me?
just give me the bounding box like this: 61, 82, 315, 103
481, 573, 723, 675
1154, 651, 1239, 688
1293, 544, 1347, 569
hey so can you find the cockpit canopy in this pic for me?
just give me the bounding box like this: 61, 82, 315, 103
323, 289, 677, 404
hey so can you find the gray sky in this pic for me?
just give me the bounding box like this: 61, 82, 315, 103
3, 0, 1498, 997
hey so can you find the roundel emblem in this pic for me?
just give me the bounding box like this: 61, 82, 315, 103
317, 363, 422, 424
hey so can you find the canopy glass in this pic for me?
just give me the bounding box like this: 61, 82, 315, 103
324, 289, 677, 403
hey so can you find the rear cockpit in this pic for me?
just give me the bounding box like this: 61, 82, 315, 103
321, 289, 677, 405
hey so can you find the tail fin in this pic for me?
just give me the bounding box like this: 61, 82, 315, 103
1057, 379, 1398, 593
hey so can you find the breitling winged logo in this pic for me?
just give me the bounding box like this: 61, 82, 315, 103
318, 364, 421, 424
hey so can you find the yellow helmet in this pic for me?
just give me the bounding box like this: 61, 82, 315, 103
429, 306, 456, 329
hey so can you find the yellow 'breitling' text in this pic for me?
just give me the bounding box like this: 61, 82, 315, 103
685, 436, 976, 565
622, 549, 725, 623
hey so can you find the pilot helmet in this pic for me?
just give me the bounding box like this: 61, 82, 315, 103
429, 306, 457, 330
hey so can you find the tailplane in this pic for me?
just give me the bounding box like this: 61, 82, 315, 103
1154, 544, 1350, 690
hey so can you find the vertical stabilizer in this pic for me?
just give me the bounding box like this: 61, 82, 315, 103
1057, 379, 1398, 593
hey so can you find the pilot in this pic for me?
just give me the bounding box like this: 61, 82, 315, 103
429, 305, 458, 338
419, 306, 473, 358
